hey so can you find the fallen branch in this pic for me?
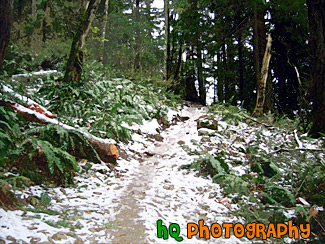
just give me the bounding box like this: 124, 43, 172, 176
269, 148, 325, 154
0, 100, 119, 165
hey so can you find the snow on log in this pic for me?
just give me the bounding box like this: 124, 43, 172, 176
2, 84, 55, 119
11, 70, 61, 83
1, 101, 118, 165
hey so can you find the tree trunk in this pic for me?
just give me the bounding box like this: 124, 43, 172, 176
222, 41, 229, 102
252, 34, 272, 116
100, 0, 109, 64
185, 74, 199, 102
238, 33, 245, 102
133, 0, 141, 72
0, 0, 11, 68
227, 37, 236, 105
307, 0, 325, 137
185, 48, 199, 102
42, 0, 49, 43
164, 0, 170, 80
63, 0, 101, 83
216, 52, 224, 103
253, 2, 266, 87
196, 41, 206, 105
31, 0, 36, 16
173, 44, 182, 80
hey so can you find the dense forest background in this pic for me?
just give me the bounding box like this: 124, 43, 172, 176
0, 0, 324, 134
0, 1, 324, 242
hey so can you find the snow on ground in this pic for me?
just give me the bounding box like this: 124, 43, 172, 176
1, 102, 323, 243
0, 104, 248, 243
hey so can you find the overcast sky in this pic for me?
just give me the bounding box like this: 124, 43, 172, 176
152, 0, 164, 9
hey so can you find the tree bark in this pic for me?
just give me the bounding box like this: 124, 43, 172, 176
196, 41, 206, 105
31, 0, 36, 16
100, 0, 109, 64
185, 48, 199, 102
63, 0, 101, 83
253, 2, 266, 88
173, 44, 183, 80
252, 34, 272, 116
0, 0, 11, 68
216, 52, 224, 103
133, 0, 141, 72
222, 41, 229, 102
164, 0, 170, 81
42, 0, 49, 43
238, 33, 245, 102
307, 0, 325, 137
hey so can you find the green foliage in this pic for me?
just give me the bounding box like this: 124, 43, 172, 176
30, 61, 180, 142
0, 106, 81, 186
214, 174, 250, 196
183, 103, 324, 241
208, 103, 248, 125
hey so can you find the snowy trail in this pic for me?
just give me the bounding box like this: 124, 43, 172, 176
108, 104, 244, 243
0, 104, 245, 243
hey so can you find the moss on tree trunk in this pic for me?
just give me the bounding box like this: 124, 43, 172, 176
63, 0, 100, 83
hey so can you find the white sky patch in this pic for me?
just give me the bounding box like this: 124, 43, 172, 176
152, 0, 164, 9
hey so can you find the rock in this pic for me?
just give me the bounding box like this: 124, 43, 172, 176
177, 140, 185, 145
154, 134, 164, 142
30, 237, 41, 244
27, 226, 38, 230
163, 184, 175, 190
200, 137, 211, 143
198, 129, 210, 136
74, 239, 84, 244
52, 232, 67, 241
179, 116, 190, 122
145, 151, 155, 156
197, 117, 218, 130
89, 227, 104, 233
7, 236, 16, 242
87, 237, 96, 242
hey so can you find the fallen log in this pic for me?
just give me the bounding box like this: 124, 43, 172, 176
0, 100, 119, 165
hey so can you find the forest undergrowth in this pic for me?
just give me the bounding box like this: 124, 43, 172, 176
0, 62, 324, 243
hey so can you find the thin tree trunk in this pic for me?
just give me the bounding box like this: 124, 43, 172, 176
31, 0, 36, 16
227, 37, 236, 105
222, 41, 229, 102
42, 0, 49, 43
252, 34, 272, 116
0, 0, 11, 68
100, 0, 109, 64
197, 42, 206, 105
307, 0, 325, 137
164, 0, 170, 80
173, 44, 182, 80
133, 0, 141, 72
238, 33, 244, 102
185, 47, 199, 102
63, 0, 101, 83
216, 52, 224, 103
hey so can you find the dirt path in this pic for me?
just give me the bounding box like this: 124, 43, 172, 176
108, 104, 244, 243
0, 104, 245, 243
